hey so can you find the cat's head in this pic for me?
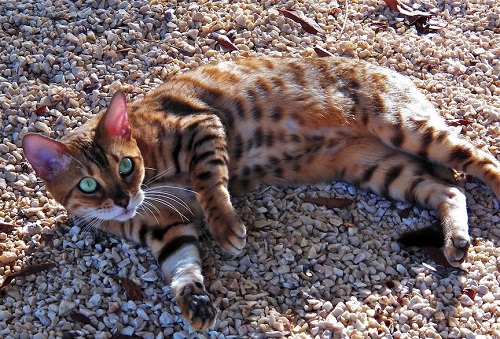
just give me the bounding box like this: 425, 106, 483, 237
22, 91, 145, 222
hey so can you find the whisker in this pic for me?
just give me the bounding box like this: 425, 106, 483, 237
143, 196, 190, 221
144, 191, 194, 215
144, 184, 199, 195
143, 166, 176, 186
139, 200, 162, 226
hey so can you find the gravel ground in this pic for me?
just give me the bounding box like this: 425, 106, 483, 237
1, 0, 500, 338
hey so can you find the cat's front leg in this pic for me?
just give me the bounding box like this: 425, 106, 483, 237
167, 245, 217, 330
182, 115, 247, 255
117, 219, 217, 329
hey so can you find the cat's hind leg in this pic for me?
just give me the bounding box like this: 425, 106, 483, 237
333, 139, 471, 266
376, 111, 500, 201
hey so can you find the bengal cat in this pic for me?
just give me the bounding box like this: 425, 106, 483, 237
22, 57, 500, 330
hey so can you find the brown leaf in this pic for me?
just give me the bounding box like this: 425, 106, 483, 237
447, 118, 474, 127
0, 222, 17, 233
422, 247, 453, 267
83, 83, 100, 93
69, 312, 92, 325
384, 0, 446, 34
33, 105, 47, 115
302, 197, 353, 209
384, 0, 430, 17
384, 0, 400, 12
120, 277, 143, 301
314, 46, 334, 57
0, 262, 56, 290
462, 288, 476, 299
212, 32, 239, 51
279, 9, 324, 35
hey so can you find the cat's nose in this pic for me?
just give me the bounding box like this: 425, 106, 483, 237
115, 197, 130, 208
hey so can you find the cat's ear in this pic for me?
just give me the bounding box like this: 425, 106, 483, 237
101, 91, 131, 140
22, 134, 72, 181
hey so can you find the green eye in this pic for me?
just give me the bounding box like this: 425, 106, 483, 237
119, 157, 134, 176
79, 177, 98, 193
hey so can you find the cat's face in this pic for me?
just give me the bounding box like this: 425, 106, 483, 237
23, 92, 145, 222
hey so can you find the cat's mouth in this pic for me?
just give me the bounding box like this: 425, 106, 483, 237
114, 207, 137, 221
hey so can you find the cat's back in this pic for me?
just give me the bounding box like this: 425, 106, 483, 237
155, 57, 431, 132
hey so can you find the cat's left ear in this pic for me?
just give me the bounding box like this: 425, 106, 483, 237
101, 91, 131, 140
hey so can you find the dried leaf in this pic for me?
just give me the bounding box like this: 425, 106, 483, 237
212, 32, 239, 51
371, 21, 389, 33
0, 222, 17, 233
302, 197, 353, 209
83, 83, 100, 93
447, 118, 474, 127
329, 8, 342, 15
384, 0, 446, 34
422, 247, 453, 267
384, 0, 399, 12
120, 277, 143, 301
0, 262, 56, 290
279, 9, 324, 35
462, 288, 476, 299
33, 105, 47, 115
314, 45, 334, 57
70, 312, 92, 325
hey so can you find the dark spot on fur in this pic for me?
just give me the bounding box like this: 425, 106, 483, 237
196, 171, 212, 181
264, 132, 275, 147
232, 134, 244, 161
254, 129, 263, 148
157, 235, 198, 264
253, 165, 265, 177
160, 96, 205, 115
418, 127, 435, 159
382, 165, 404, 196
449, 147, 472, 164
271, 107, 283, 121
362, 165, 378, 183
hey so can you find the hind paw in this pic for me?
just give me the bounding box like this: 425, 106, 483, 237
176, 282, 217, 330
444, 233, 470, 267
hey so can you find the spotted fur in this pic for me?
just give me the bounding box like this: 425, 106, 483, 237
22, 57, 500, 330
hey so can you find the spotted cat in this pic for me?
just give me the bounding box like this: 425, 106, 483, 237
22, 57, 500, 329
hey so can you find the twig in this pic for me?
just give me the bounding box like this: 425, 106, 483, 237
338, 0, 349, 40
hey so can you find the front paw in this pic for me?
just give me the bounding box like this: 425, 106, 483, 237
444, 233, 470, 267
210, 215, 247, 256
175, 282, 217, 330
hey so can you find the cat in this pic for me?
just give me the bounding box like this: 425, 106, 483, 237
22, 57, 500, 330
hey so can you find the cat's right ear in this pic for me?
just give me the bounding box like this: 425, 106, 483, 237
22, 134, 72, 182
101, 91, 131, 140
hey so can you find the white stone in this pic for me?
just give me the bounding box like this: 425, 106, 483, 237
58, 300, 76, 316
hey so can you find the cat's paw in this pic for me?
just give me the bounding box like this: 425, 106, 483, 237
210, 215, 247, 256
176, 282, 217, 331
444, 233, 470, 267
